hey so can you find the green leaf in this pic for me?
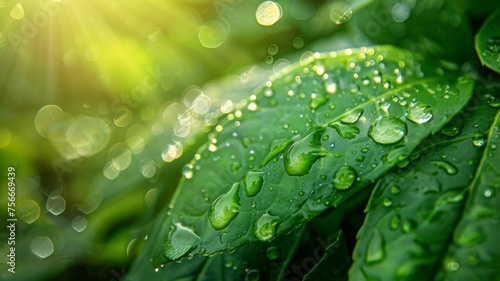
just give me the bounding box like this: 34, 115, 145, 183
349, 92, 499, 280
156, 46, 474, 263
435, 110, 500, 280
475, 9, 500, 74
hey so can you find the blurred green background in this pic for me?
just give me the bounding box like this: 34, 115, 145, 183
0, 0, 482, 280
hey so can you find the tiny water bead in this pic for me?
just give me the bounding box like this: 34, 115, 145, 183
407, 102, 433, 124
486, 36, 500, 53
208, 183, 241, 230
333, 165, 357, 190
284, 127, 327, 176
368, 116, 407, 145
243, 171, 264, 197
254, 213, 282, 242
164, 223, 200, 260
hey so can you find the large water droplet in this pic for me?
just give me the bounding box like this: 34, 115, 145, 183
407, 102, 433, 124
455, 224, 486, 247
366, 231, 385, 263
164, 223, 200, 260
486, 36, 500, 53
330, 2, 353, 24
309, 95, 329, 110
333, 165, 357, 190
441, 119, 463, 137
329, 122, 360, 139
341, 108, 364, 124
244, 171, 264, 197
254, 213, 282, 242
284, 126, 327, 176
368, 116, 407, 145
208, 183, 241, 230
259, 138, 293, 168
431, 160, 458, 175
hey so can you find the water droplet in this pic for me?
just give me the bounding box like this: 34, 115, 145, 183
486, 36, 500, 53
390, 186, 401, 195
244, 171, 264, 197
431, 160, 458, 175
402, 219, 417, 233
441, 119, 463, 137
329, 122, 360, 139
30, 237, 54, 259
407, 102, 433, 124
330, 2, 353, 24
256, 1, 283, 26
366, 231, 385, 263
341, 108, 364, 124
164, 223, 200, 260
10, 3, 24, 20
208, 183, 241, 230
382, 198, 393, 207
254, 213, 282, 242
368, 116, 407, 145
259, 139, 293, 168
373, 75, 382, 84
46, 196, 66, 216
266, 246, 280, 260
333, 165, 357, 190
309, 95, 329, 109
488, 96, 500, 108
245, 269, 261, 281
455, 224, 486, 247
389, 214, 401, 230
472, 133, 486, 147
284, 127, 327, 176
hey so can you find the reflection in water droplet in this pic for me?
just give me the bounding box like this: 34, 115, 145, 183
368, 116, 407, 145
284, 127, 327, 176
244, 171, 264, 197
18, 200, 41, 224
431, 160, 458, 175
472, 134, 486, 147
198, 20, 227, 48
254, 213, 282, 241
333, 165, 357, 190
256, 1, 283, 26
330, 2, 353, 24
366, 231, 385, 263
407, 102, 433, 124
10, 3, 25, 20
164, 223, 200, 260
486, 36, 500, 53
72, 216, 88, 232
46, 196, 66, 216
341, 108, 364, 124
208, 183, 241, 230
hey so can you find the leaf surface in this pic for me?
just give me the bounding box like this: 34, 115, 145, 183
156, 46, 474, 263
475, 9, 500, 74
350, 92, 499, 280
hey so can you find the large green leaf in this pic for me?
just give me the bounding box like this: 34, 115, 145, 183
475, 9, 500, 74
350, 91, 499, 280
154, 45, 474, 264
435, 110, 500, 280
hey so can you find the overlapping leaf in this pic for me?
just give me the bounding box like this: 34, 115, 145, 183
153, 46, 474, 264
475, 9, 500, 74
350, 91, 499, 280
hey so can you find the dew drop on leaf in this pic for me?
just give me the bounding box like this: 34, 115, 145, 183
164, 223, 200, 260
245, 269, 262, 281
341, 108, 364, 124
366, 231, 385, 263
389, 214, 401, 230
455, 224, 486, 247
259, 138, 293, 168
208, 183, 241, 230
333, 165, 357, 190
472, 134, 486, 147
486, 36, 500, 53
309, 94, 329, 109
368, 116, 407, 144
407, 102, 433, 124
390, 186, 401, 195
328, 122, 360, 139
431, 160, 458, 175
254, 213, 282, 242
402, 219, 417, 233
266, 246, 280, 260
284, 127, 327, 176
243, 171, 264, 197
